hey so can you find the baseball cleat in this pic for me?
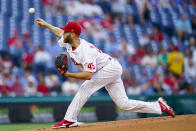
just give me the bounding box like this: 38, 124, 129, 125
53, 119, 78, 128
158, 97, 175, 117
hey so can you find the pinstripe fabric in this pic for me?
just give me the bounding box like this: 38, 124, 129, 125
64, 59, 161, 122
106, 78, 161, 114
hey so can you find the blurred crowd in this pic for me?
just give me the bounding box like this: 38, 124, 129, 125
1, 0, 196, 96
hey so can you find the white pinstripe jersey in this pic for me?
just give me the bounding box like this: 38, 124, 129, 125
58, 37, 111, 72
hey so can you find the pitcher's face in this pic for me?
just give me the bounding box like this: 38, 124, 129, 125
63, 31, 73, 44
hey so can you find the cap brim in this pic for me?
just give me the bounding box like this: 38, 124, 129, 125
59, 27, 65, 30
59, 27, 69, 33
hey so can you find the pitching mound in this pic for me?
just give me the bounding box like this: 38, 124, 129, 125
26, 115, 196, 131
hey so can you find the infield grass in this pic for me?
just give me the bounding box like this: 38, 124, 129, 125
0, 122, 55, 131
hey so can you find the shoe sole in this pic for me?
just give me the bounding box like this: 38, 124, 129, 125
53, 123, 78, 128
53, 126, 65, 129
158, 97, 175, 117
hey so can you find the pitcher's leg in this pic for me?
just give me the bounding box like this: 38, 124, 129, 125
105, 78, 162, 114
64, 79, 106, 122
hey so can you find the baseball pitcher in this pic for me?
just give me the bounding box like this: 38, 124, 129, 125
35, 18, 175, 128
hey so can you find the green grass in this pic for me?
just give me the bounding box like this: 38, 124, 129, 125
0, 123, 55, 131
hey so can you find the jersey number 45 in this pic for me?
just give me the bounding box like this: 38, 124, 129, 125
88, 62, 95, 70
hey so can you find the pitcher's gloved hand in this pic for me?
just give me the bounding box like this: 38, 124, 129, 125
55, 54, 68, 76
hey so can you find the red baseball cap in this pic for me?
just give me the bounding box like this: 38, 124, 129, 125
59, 22, 81, 35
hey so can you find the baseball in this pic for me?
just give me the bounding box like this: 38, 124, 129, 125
28, 8, 35, 14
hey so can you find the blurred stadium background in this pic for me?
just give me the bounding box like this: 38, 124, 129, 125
0, 0, 196, 127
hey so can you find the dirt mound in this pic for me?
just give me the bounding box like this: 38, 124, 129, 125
26, 115, 196, 131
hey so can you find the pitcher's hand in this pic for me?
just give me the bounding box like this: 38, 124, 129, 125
35, 18, 48, 28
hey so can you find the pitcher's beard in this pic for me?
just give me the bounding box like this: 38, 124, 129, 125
64, 34, 73, 44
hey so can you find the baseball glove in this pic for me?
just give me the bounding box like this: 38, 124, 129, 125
55, 53, 68, 76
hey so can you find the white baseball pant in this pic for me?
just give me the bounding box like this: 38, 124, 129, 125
64, 59, 162, 122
